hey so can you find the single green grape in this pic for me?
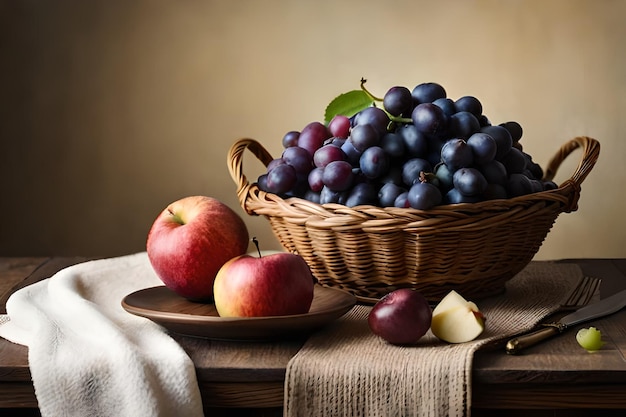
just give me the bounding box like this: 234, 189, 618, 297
576, 327, 604, 352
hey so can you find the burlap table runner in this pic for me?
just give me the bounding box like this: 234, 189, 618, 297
284, 261, 585, 417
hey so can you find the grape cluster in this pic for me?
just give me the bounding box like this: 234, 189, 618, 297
257, 82, 556, 209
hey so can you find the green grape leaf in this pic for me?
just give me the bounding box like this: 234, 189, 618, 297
324, 90, 374, 125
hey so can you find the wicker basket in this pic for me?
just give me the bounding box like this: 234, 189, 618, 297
228, 136, 600, 303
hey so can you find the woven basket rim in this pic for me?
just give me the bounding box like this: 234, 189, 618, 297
228, 136, 600, 222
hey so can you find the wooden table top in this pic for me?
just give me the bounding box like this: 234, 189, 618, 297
1, 257, 626, 412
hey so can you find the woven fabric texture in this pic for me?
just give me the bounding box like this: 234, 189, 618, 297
285, 262, 583, 417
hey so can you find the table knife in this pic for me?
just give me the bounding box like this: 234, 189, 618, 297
505, 289, 626, 354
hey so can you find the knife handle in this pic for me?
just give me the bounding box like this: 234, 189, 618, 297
505, 324, 564, 355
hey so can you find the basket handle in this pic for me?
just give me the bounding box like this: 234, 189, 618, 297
227, 138, 275, 211
543, 136, 600, 212
226, 136, 600, 214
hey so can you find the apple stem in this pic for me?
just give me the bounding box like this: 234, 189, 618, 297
167, 208, 185, 225
252, 237, 262, 258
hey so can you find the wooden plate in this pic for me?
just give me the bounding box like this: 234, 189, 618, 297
121, 285, 356, 341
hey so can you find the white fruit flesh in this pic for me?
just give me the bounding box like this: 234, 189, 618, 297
432, 290, 468, 315
431, 290, 485, 343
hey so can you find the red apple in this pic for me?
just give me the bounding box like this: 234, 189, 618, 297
213, 248, 315, 317
146, 195, 249, 301
368, 288, 432, 345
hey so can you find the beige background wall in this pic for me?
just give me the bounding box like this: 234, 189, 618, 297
1, 0, 624, 260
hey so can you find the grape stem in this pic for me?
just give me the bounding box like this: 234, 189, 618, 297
389, 115, 413, 124
360, 78, 383, 101
420, 171, 437, 183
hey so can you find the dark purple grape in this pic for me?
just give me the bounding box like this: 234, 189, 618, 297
340, 139, 363, 166
448, 111, 480, 138
426, 136, 445, 166
432, 97, 456, 116
407, 181, 442, 210
322, 160, 354, 191
266, 163, 297, 194
402, 158, 432, 187
346, 183, 378, 207
313, 144, 346, 168
466, 132, 497, 164
351, 167, 368, 185
308, 167, 324, 192
320, 186, 348, 204
380, 132, 406, 158
411, 103, 446, 135
543, 180, 558, 191
282, 146, 313, 174
454, 96, 483, 118
282, 131, 300, 148
328, 115, 351, 139
394, 191, 410, 208
483, 183, 507, 200
411, 82, 447, 104
378, 182, 407, 207
499, 121, 523, 142
506, 173, 533, 197
383, 86, 413, 117
480, 125, 512, 160
267, 158, 286, 171
298, 121, 332, 157
434, 163, 454, 190
444, 188, 482, 204
529, 179, 544, 193
523, 152, 543, 179
479, 160, 508, 186
327, 137, 346, 148
478, 114, 491, 127
257, 174, 269, 191
500, 147, 527, 174
359, 146, 389, 179
354, 107, 390, 135
350, 123, 380, 152
397, 124, 428, 157
303, 190, 321, 204
378, 165, 403, 186
440, 138, 473, 171
453, 168, 488, 196
284, 174, 309, 198
426, 152, 442, 172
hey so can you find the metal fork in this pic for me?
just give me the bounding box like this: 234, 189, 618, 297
560, 275, 602, 311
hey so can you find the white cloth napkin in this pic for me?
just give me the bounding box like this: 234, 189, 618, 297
0, 252, 204, 417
